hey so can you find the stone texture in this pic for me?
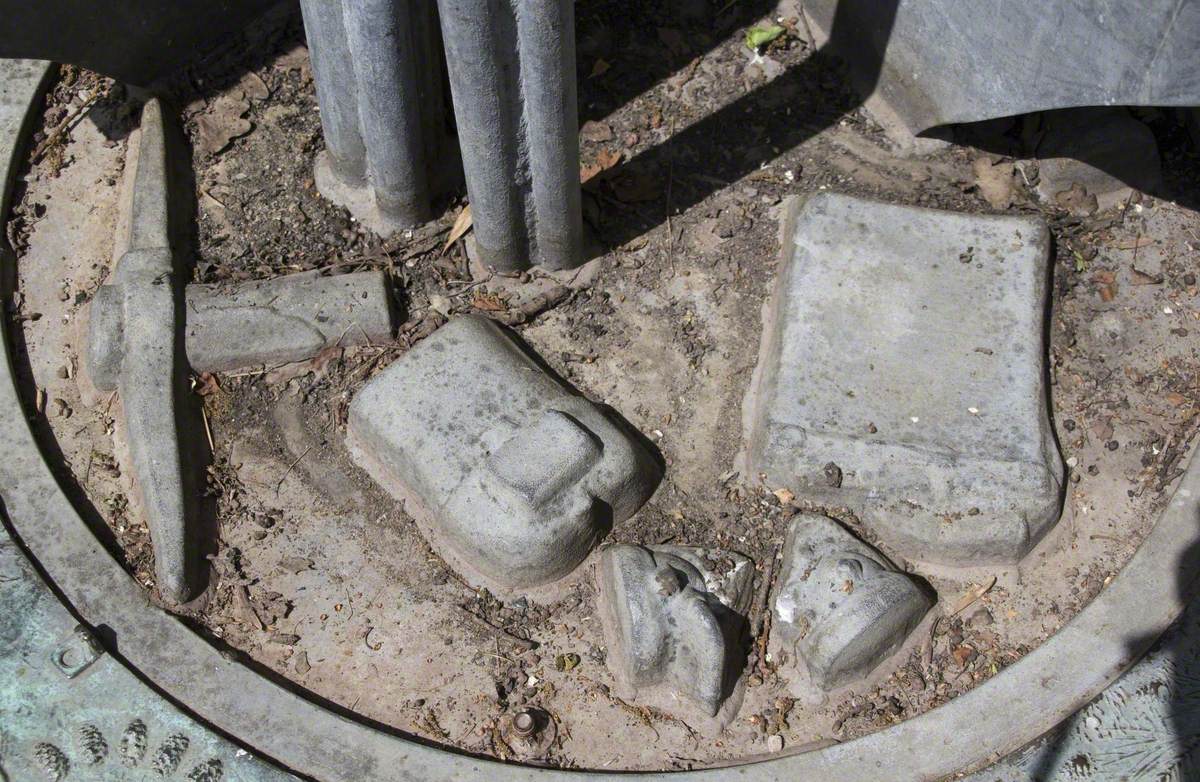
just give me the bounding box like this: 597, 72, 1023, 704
773, 514, 932, 691
740, 192, 1063, 566
94, 99, 196, 603
597, 544, 753, 717
346, 315, 661, 594
88, 270, 394, 388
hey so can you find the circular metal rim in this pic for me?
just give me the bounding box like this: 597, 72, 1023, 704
2, 59, 1197, 781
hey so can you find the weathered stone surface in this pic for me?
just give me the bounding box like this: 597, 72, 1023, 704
346, 316, 661, 594
88, 270, 394, 389
773, 514, 932, 691
740, 192, 1063, 566
597, 544, 752, 717
96, 99, 195, 603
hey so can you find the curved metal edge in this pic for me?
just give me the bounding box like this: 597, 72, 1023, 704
0, 522, 300, 781
1, 57, 1198, 782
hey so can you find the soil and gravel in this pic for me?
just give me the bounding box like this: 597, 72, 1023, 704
6, 2, 1200, 771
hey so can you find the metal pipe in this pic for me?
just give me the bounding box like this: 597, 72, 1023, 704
514, 0, 583, 271
343, 0, 431, 227
437, 0, 583, 271
298, 0, 367, 186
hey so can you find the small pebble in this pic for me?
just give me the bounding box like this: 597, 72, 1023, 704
766, 734, 784, 752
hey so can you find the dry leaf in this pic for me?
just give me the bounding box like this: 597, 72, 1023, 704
972, 157, 1014, 210
1167, 392, 1189, 406
580, 147, 621, 184
196, 94, 252, 156
237, 71, 270, 102
471, 291, 507, 312
193, 371, 222, 397
773, 487, 795, 505
1092, 270, 1117, 302
589, 59, 611, 78
264, 345, 343, 385
276, 44, 310, 71
580, 120, 614, 143
442, 205, 473, 254
277, 556, 314, 574
949, 576, 997, 616
1130, 266, 1164, 285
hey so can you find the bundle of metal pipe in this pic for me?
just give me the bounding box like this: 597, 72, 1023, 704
301, 0, 584, 271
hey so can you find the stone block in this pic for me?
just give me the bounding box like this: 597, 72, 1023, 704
346, 316, 661, 595
740, 192, 1063, 566
773, 514, 932, 691
597, 544, 753, 718
183, 271, 394, 372
87, 270, 394, 389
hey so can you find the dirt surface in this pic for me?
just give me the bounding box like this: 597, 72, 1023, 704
7, 3, 1200, 772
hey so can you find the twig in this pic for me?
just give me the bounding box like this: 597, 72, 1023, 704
200, 405, 215, 453
224, 364, 280, 378
752, 543, 780, 677
275, 445, 313, 493
454, 605, 536, 651
751, 543, 781, 638
665, 116, 677, 276
32, 87, 103, 162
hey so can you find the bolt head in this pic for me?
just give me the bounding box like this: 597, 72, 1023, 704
513, 711, 535, 737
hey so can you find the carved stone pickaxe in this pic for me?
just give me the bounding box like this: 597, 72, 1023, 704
85, 99, 395, 602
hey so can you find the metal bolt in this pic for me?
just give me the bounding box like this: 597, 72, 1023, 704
512, 711, 536, 738
51, 624, 104, 678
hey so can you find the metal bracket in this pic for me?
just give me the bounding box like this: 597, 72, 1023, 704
50, 624, 104, 678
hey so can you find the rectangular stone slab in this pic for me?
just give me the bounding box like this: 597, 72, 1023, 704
183, 270, 394, 372
739, 192, 1063, 566
87, 270, 395, 391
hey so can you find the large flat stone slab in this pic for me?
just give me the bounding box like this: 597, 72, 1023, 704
740, 193, 1063, 566
347, 316, 661, 596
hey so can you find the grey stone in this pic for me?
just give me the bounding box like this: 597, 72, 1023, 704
772, 514, 932, 691
1034, 110, 1163, 213
94, 99, 195, 603
346, 316, 660, 594
87, 270, 395, 388
803, 0, 1200, 142
740, 192, 1063, 566
597, 544, 753, 717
